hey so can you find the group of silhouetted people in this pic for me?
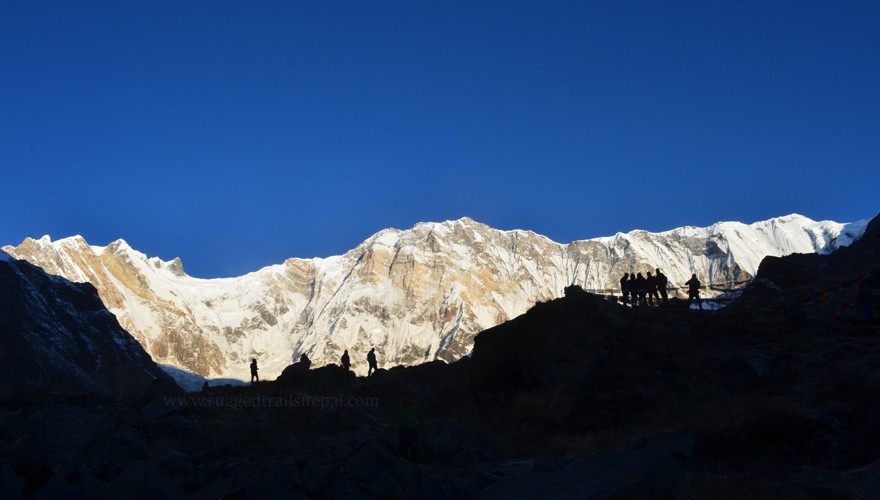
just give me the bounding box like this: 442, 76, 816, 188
620, 269, 703, 310
339, 347, 379, 375
248, 346, 381, 385
248, 349, 420, 462
620, 268, 669, 307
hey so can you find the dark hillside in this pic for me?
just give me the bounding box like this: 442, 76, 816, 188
1, 213, 878, 498
0, 256, 179, 401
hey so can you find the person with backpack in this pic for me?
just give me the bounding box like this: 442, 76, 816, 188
685, 273, 702, 310
250, 358, 259, 384
655, 268, 669, 305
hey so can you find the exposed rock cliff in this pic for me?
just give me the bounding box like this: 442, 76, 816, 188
3, 215, 865, 380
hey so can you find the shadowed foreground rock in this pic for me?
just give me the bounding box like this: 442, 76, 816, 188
479, 434, 694, 499
0, 255, 179, 400
0, 212, 878, 498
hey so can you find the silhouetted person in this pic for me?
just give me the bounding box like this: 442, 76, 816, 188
655, 268, 669, 305
634, 272, 647, 307
341, 350, 351, 371
619, 273, 630, 305
625, 273, 635, 307
367, 348, 378, 376
685, 273, 702, 310
300, 353, 311, 370
250, 358, 259, 383
392, 396, 423, 461
202, 381, 209, 392
646, 271, 658, 306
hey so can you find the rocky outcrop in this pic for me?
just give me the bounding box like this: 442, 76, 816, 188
0, 253, 178, 400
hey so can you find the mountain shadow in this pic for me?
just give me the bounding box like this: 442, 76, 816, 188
0, 211, 878, 498
0, 253, 180, 401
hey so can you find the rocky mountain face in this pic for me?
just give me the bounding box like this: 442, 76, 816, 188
2, 215, 866, 381
0, 251, 177, 399
1, 214, 877, 499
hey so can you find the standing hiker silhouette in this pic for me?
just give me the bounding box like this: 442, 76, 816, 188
685, 273, 702, 310
655, 268, 669, 305
367, 348, 378, 376
250, 358, 259, 383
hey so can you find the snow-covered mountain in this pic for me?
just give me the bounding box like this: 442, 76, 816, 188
0, 250, 176, 398
3, 215, 867, 381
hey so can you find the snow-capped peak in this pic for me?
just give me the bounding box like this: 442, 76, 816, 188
2, 213, 868, 381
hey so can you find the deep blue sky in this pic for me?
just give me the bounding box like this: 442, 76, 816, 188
3, 1, 878, 278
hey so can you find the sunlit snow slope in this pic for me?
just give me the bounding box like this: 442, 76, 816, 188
3, 214, 866, 380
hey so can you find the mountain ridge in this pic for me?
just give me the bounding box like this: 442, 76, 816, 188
0, 250, 179, 399
3, 214, 869, 381
10, 213, 862, 279
1, 212, 877, 498
12, 213, 847, 275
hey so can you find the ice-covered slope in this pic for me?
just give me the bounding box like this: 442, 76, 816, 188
3, 214, 867, 380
